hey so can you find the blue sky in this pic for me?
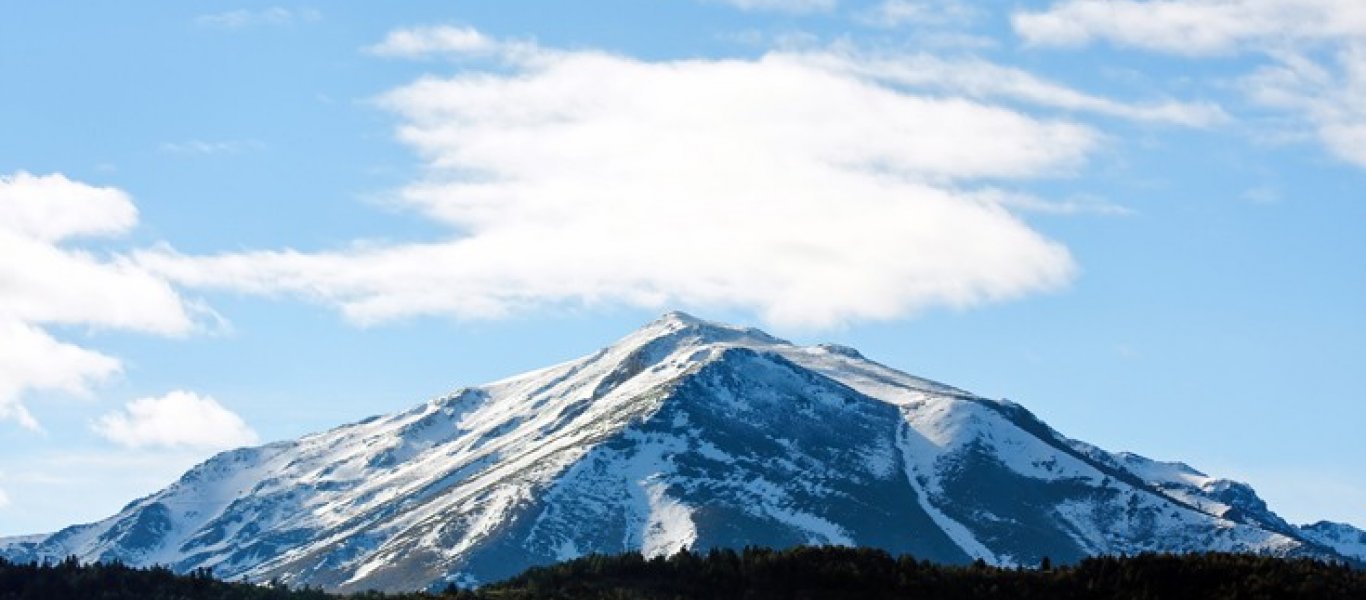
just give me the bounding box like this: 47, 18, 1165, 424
1, 0, 1363, 536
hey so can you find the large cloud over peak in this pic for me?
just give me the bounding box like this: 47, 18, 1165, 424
381, 50, 1101, 184
141, 38, 1110, 329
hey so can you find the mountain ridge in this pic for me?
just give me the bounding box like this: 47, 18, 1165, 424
2, 312, 1360, 591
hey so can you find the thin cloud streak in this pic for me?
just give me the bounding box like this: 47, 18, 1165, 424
195, 7, 321, 30
159, 139, 265, 156
856, 0, 978, 29
711, 0, 838, 14
805, 50, 1229, 126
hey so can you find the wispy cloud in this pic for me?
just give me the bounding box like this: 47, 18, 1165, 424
980, 190, 1135, 216
1243, 45, 1366, 168
159, 139, 264, 156
805, 50, 1229, 126
716, 29, 824, 51
365, 25, 546, 64
1241, 186, 1282, 205
94, 390, 258, 450
1014, 0, 1366, 55
709, 0, 837, 14
1014, 0, 1366, 168
195, 6, 321, 30
367, 24, 495, 56
856, 0, 977, 29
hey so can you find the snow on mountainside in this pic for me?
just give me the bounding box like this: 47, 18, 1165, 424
0, 313, 1358, 591
1299, 521, 1366, 562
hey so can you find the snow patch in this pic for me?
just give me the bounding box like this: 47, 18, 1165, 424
640, 479, 696, 558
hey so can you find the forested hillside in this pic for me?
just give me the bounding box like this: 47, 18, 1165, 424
2, 547, 1362, 600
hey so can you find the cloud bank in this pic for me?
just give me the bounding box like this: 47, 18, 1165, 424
140, 34, 1131, 329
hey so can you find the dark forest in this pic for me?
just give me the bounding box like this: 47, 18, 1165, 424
2, 547, 1361, 600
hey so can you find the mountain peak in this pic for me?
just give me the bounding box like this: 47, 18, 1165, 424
655, 310, 704, 326
636, 311, 790, 349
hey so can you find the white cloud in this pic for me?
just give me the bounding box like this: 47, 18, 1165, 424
368, 25, 494, 56
1241, 186, 1282, 205
0, 173, 193, 334
195, 6, 321, 30
805, 51, 1228, 126
716, 29, 825, 51
1013, 1, 1366, 168
0, 171, 137, 242
159, 139, 264, 156
0, 172, 199, 430
0, 486, 8, 509
93, 390, 258, 450
1243, 44, 1366, 167
711, 0, 837, 13
858, 0, 977, 28
366, 25, 546, 65
1013, 0, 1366, 55
0, 322, 121, 430
139, 36, 1116, 329
977, 190, 1134, 216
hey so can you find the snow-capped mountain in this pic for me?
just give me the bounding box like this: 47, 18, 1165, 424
1299, 521, 1366, 563
1, 313, 1358, 591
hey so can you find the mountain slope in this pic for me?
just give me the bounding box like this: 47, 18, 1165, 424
1299, 521, 1366, 562
1, 313, 1356, 591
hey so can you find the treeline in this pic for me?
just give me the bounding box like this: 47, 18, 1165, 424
0, 555, 347, 600
0, 556, 438, 600
2, 547, 1363, 600
482, 546, 1365, 599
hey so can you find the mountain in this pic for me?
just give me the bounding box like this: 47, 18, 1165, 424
1, 313, 1358, 591
1300, 522, 1366, 562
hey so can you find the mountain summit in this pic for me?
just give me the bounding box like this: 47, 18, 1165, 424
2, 313, 1360, 591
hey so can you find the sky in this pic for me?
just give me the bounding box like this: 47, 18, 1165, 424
0, 0, 1363, 537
